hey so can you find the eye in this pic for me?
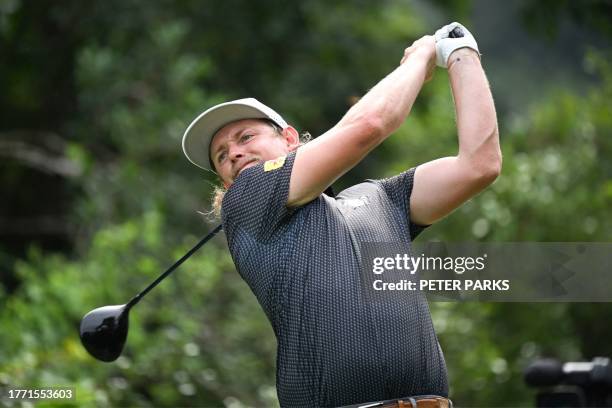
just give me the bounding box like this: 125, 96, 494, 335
240, 133, 254, 142
217, 151, 227, 163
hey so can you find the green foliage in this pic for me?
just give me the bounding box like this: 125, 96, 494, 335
1, 211, 277, 407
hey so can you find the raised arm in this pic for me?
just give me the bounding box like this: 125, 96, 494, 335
287, 36, 437, 207
410, 23, 502, 226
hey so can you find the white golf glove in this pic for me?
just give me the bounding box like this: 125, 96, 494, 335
435, 22, 480, 68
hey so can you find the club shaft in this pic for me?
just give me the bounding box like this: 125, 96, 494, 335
126, 224, 223, 309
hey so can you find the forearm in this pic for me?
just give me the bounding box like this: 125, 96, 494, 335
335, 52, 432, 147
288, 47, 433, 207
409, 23, 501, 225
448, 49, 501, 173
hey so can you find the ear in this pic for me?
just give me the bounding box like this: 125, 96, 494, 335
282, 126, 300, 150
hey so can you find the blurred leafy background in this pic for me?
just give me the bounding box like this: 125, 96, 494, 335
0, 0, 611, 406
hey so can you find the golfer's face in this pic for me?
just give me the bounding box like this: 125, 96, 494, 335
210, 119, 290, 187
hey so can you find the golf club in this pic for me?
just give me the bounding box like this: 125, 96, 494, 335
79, 224, 223, 362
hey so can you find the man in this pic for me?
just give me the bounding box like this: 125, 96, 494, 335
182, 22, 501, 408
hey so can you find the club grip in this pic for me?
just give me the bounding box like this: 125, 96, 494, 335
448, 26, 464, 38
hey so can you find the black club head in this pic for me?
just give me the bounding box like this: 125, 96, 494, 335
79, 304, 130, 362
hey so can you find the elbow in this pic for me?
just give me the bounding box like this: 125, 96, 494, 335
486, 127, 503, 179
480, 155, 502, 184
368, 109, 406, 137
464, 129, 502, 186
346, 112, 389, 149
491, 150, 503, 178
466, 154, 501, 191
477, 146, 502, 185
361, 113, 389, 139
338, 103, 400, 146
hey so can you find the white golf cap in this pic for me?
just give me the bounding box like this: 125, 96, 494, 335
182, 97, 288, 171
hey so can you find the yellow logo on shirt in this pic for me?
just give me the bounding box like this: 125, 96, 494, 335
264, 155, 286, 172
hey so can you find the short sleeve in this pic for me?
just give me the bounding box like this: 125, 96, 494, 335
221, 151, 296, 241
375, 167, 429, 240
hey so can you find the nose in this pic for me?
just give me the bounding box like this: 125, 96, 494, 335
227, 143, 245, 162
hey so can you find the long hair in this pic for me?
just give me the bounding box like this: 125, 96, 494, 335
206, 120, 311, 220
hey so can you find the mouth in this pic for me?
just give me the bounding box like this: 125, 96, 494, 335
233, 159, 259, 180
